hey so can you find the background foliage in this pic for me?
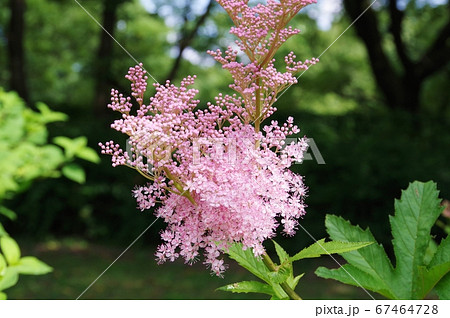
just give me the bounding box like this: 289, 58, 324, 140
0, 0, 449, 299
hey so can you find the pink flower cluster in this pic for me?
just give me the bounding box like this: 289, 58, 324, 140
100, 0, 316, 276
209, 0, 318, 124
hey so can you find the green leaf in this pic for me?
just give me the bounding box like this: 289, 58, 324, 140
0, 206, 17, 221
11, 257, 53, 275
0, 236, 21, 265
273, 240, 289, 263
324, 215, 396, 296
35, 102, 67, 123
423, 239, 438, 266
434, 272, 450, 299
217, 281, 275, 296
0, 292, 6, 300
414, 262, 450, 299
0, 223, 7, 237
225, 243, 289, 299
429, 236, 450, 268
226, 243, 271, 282
53, 136, 86, 159
0, 254, 6, 275
291, 238, 372, 261
62, 163, 86, 184
316, 265, 393, 299
0, 268, 19, 291
272, 240, 300, 290
390, 181, 443, 299
287, 273, 304, 291
75, 147, 100, 163
319, 181, 449, 300
267, 261, 291, 284
270, 295, 290, 300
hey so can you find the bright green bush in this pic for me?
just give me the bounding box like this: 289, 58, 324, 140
0, 224, 52, 300
0, 88, 100, 298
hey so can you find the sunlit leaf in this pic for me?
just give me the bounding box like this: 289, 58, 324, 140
226, 243, 270, 282
62, 163, 86, 184
0, 206, 17, 221
291, 238, 372, 261
0, 236, 21, 266
0, 269, 19, 291
11, 257, 53, 275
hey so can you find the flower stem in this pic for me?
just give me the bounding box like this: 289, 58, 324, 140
262, 252, 302, 300
254, 77, 261, 134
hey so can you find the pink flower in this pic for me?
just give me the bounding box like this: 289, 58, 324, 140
100, 0, 316, 276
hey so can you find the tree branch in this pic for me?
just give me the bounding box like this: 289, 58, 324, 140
417, 8, 450, 81
343, 0, 402, 109
388, 0, 412, 70
166, 0, 214, 81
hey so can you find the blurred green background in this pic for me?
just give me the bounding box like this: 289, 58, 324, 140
0, 0, 449, 299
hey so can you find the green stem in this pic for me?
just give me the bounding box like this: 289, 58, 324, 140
254, 77, 261, 134
262, 253, 302, 300
163, 167, 197, 206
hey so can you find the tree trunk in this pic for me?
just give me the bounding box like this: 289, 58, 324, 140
94, 0, 122, 115
343, 0, 450, 113
8, 0, 28, 102
166, 0, 214, 82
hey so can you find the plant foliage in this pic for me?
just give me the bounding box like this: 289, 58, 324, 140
315, 181, 449, 300
217, 239, 372, 299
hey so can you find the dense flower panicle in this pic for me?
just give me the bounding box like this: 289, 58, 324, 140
100, 0, 317, 276
209, 0, 318, 123
216, 0, 317, 59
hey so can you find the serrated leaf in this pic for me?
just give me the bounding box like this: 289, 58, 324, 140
320, 181, 449, 300
0, 268, 19, 291
429, 236, 450, 268
287, 273, 304, 290
273, 240, 289, 263
62, 163, 86, 184
226, 243, 271, 282
291, 238, 372, 261
390, 181, 444, 299
11, 256, 53, 275
272, 240, 299, 290
0, 236, 21, 265
267, 261, 291, 284
414, 262, 450, 299
226, 244, 289, 299
324, 215, 396, 297
217, 281, 275, 296
315, 265, 393, 299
